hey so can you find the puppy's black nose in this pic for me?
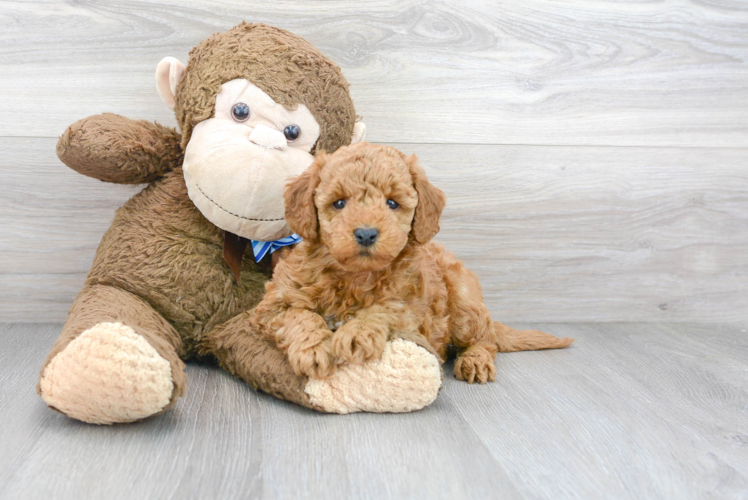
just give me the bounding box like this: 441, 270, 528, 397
354, 227, 378, 247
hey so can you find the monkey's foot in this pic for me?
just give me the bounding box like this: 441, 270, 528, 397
39, 322, 174, 425
304, 338, 441, 413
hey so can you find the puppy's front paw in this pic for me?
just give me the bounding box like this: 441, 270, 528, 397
287, 334, 336, 379
454, 346, 497, 384
332, 320, 388, 365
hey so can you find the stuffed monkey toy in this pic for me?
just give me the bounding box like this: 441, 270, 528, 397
37, 23, 444, 424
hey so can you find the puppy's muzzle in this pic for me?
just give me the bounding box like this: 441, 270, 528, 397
354, 227, 378, 247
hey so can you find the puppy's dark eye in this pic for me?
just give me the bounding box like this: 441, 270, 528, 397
387, 199, 399, 210
332, 199, 346, 209
231, 103, 250, 122
284, 125, 300, 141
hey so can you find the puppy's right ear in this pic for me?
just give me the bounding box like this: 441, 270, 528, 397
284, 153, 326, 241
408, 154, 446, 244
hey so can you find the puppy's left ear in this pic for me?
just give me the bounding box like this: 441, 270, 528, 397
284, 153, 326, 241
407, 155, 446, 244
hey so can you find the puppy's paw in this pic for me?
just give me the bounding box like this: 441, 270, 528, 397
332, 320, 388, 365
454, 346, 497, 384
287, 334, 336, 379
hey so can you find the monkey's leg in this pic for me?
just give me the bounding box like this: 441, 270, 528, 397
203, 313, 442, 414
38, 285, 186, 424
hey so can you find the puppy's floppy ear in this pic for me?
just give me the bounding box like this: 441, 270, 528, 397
407, 154, 446, 244
284, 153, 326, 241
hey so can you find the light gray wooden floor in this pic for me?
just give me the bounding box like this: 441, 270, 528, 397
1, 2, 747, 499
2, 322, 746, 500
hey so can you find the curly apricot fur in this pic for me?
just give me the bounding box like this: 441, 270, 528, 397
253, 143, 574, 382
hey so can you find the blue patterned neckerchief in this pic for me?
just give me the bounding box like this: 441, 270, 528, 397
251, 234, 302, 262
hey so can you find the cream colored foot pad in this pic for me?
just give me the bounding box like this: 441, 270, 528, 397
305, 338, 441, 414
39, 322, 173, 425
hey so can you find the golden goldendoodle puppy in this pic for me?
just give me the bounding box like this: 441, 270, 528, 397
252, 142, 573, 383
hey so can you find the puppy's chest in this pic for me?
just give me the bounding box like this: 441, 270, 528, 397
315, 283, 387, 331
313, 271, 440, 331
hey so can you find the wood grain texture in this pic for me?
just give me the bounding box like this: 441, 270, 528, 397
445, 322, 748, 500
2, 138, 745, 323
0, 324, 264, 500
1, 1, 746, 322
3, 2, 747, 498
2, 322, 746, 500
1, 0, 747, 146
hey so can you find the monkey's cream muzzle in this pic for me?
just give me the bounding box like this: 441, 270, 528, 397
183, 120, 315, 241
182, 79, 321, 241
248, 124, 288, 150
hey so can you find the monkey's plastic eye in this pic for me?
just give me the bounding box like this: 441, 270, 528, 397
231, 103, 250, 122
332, 199, 346, 210
284, 125, 300, 141
387, 199, 399, 210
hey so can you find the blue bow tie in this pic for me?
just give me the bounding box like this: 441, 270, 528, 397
251, 234, 302, 262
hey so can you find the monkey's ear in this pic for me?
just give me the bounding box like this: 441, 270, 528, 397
408, 155, 446, 245
284, 154, 326, 241
155, 57, 186, 110
351, 121, 367, 144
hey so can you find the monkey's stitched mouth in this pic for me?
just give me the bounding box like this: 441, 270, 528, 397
196, 183, 285, 222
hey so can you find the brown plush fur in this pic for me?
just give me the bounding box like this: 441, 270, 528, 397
40, 23, 361, 417
41, 285, 187, 415
57, 113, 183, 184
176, 22, 355, 153
254, 143, 574, 382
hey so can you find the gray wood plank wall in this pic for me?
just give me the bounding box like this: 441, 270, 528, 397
1, 0, 746, 323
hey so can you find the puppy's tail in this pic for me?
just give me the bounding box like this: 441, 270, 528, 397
493, 322, 574, 352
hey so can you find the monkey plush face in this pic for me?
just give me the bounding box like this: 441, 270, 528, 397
182, 79, 321, 241
154, 22, 365, 243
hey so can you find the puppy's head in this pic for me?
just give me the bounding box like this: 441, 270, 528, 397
285, 142, 446, 272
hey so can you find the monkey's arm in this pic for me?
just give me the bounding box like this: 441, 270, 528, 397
203, 294, 443, 413
57, 113, 183, 184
